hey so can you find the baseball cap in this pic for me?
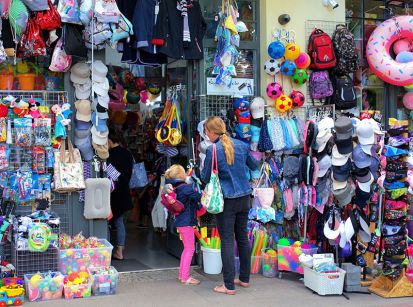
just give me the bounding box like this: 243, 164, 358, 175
333, 182, 355, 207
353, 144, 371, 169
70, 62, 90, 84
332, 144, 351, 166
354, 166, 372, 183
74, 124, 91, 139
233, 97, 250, 111
366, 118, 384, 135
335, 136, 353, 155
317, 154, 332, 178
316, 131, 332, 153
332, 172, 347, 190
74, 79, 91, 100
335, 117, 353, 140
93, 78, 110, 97
360, 144, 372, 155
91, 125, 109, 146
97, 94, 109, 109
74, 100, 91, 122
74, 135, 94, 161
91, 60, 108, 83
318, 117, 334, 133
91, 112, 108, 133
332, 159, 351, 182
76, 119, 92, 130
356, 120, 375, 145
354, 186, 371, 208
250, 97, 265, 119
358, 172, 374, 193
92, 141, 109, 160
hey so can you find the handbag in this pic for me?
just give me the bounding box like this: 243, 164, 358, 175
57, 0, 81, 24
21, 0, 48, 11
129, 160, 148, 189
168, 101, 182, 146
84, 178, 111, 219
35, 0, 61, 31
49, 38, 72, 72
253, 163, 274, 209
63, 23, 87, 58
201, 144, 224, 214
18, 16, 46, 57
54, 138, 86, 193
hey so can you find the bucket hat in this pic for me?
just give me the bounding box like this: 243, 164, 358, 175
70, 62, 91, 84
92, 60, 108, 83
74, 99, 91, 122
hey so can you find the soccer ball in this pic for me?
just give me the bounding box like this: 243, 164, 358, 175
289, 90, 305, 108
284, 43, 301, 60
291, 69, 308, 85
268, 41, 285, 59
295, 52, 311, 69
275, 94, 293, 113
280, 60, 297, 76
266, 82, 283, 99
264, 59, 281, 76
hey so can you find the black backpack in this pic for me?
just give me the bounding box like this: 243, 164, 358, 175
331, 74, 357, 110
332, 24, 359, 75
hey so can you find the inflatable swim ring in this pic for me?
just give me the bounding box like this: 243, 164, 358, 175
366, 15, 413, 86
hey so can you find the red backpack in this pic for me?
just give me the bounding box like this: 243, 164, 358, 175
308, 29, 336, 70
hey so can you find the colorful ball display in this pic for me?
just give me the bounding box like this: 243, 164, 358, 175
266, 82, 283, 99
396, 51, 413, 63
268, 41, 285, 59
275, 94, 292, 113
393, 39, 411, 55
280, 60, 297, 76
284, 43, 300, 60
289, 90, 305, 108
403, 92, 413, 110
264, 59, 281, 76
295, 52, 311, 69
291, 68, 308, 85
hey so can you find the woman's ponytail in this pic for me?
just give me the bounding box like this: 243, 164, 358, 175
205, 116, 235, 165
220, 134, 234, 165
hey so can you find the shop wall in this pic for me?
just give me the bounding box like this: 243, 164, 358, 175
259, 0, 346, 98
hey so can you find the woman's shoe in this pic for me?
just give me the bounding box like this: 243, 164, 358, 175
213, 284, 236, 295
112, 246, 124, 260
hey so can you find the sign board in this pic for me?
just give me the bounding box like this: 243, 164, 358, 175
306, 104, 335, 122
207, 78, 254, 96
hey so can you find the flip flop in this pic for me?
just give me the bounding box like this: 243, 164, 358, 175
214, 285, 236, 295
181, 277, 200, 286
234, 279, 250, 288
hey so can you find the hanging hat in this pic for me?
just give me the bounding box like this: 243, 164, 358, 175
92, 60, 108, 83
335, 117, 353, 140
74, 100, 92, 122
356, 120, 375, 145
74, 79, 92, 100
92, 141, 109, 160
70, 62, 91, 84
250, 97, 265, 119
317, 154, 332, 178
93, 78, 110, 96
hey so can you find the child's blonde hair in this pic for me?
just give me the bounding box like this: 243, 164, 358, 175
165, 164, 186, 180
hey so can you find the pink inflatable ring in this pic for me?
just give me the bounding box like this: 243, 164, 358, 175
366, 16, 413, 86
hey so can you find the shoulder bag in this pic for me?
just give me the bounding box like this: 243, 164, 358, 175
253, 163, 274, 209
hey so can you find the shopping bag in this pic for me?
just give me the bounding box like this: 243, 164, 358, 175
201, 144, 224, 214
253, 163, 274, 209
54, 138, 86, 192
129, 161, 148, 189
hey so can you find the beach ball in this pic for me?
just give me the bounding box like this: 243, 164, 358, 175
404, 83, 413, 92
403, 92, 413, 110
264, 59, 281, 76
295, 52, 311, 69
284, 43, 300, 60
396, 51, 413, 63
291, 68, 308, 85
290, 90, 305, 108
280, 60, 297, 76
275, 94, 292, 113
393, 39, 411, 55
268, 41, 285, 59
266, 82, 283, 99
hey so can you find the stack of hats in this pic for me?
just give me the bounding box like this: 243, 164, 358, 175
71, 63, 92, 100
249, 96, 265, 155
74, 100, 93, 161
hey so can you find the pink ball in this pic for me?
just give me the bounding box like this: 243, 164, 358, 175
393, 39, 411, 55
403, 92, 413, 109
295, 52, 311, 69
266, 82, 283, 99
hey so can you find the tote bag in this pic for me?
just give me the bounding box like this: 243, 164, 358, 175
253, 163, 274, 209
201, 144, 224, 214
54, 138, 86, 192
129, 161, 148, 189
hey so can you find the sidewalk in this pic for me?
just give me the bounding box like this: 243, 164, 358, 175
33, 269, 413, 307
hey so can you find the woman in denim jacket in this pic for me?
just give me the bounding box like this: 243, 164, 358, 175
201, 116, 258, 295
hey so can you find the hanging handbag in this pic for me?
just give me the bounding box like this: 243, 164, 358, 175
253, 163, 274, 209
35, 0, 61, 31
94, 0, 121, 23
168, 101, 182, 146
63, 23, 87, 58
54, 137, 86, 193
8, 0, 29, 38
84, 177, 111, 219
49, 38, 72, 72
156, 100, 174, 145
18, 16, 46, 57
201, 144, 224, 214
57, 0, 81, 24
129, 159, 148, 189
21, 0, 48, 11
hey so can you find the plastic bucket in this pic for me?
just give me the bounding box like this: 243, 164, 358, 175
262, 249, 278, 278
201, 247, 222, 274
17, 73, 36, 90
0, 74, 14, 90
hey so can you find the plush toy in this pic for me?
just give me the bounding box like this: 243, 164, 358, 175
11, 98, 29, 118
61, 103, 72, 125
51, 104, 67, 139
28, 99, 41, 119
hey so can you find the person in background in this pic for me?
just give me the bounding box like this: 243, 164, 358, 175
201, 116, 259, 295
108, 130, 134, 260
164, 164, 202, 285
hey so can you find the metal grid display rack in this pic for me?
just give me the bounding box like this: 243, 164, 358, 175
0, 90, 71, 275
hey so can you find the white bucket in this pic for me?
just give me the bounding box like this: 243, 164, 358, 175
201, 247, 222, 274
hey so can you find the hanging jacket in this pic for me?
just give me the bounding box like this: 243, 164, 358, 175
132, 0, 158, 54
152, 0, 206, 60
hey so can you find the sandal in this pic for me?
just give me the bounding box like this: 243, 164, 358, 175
234, 279, 250, 288
181, 277, 200, 285
213, 284, 236, 295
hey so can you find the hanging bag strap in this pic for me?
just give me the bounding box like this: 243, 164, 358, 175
211, 144, 218, 174
255, 162, 271, 189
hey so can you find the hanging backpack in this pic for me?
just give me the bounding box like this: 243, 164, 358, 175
331, 74, 357, 110
308, 28, 336, 70
94, 0, 121, 23
83, 18, 112, 50
309, 71, 333, 101
18, 17, 46, 57
57, 0, 81, 24
332, 24, 359, 75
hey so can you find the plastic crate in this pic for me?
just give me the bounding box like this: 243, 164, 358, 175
304, 266, 346, 295
63, 277, 92, 299
24, 272, 64, 301
277, 245, 318, 274
89, 266, 119, 296
59, 239, 113, 274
